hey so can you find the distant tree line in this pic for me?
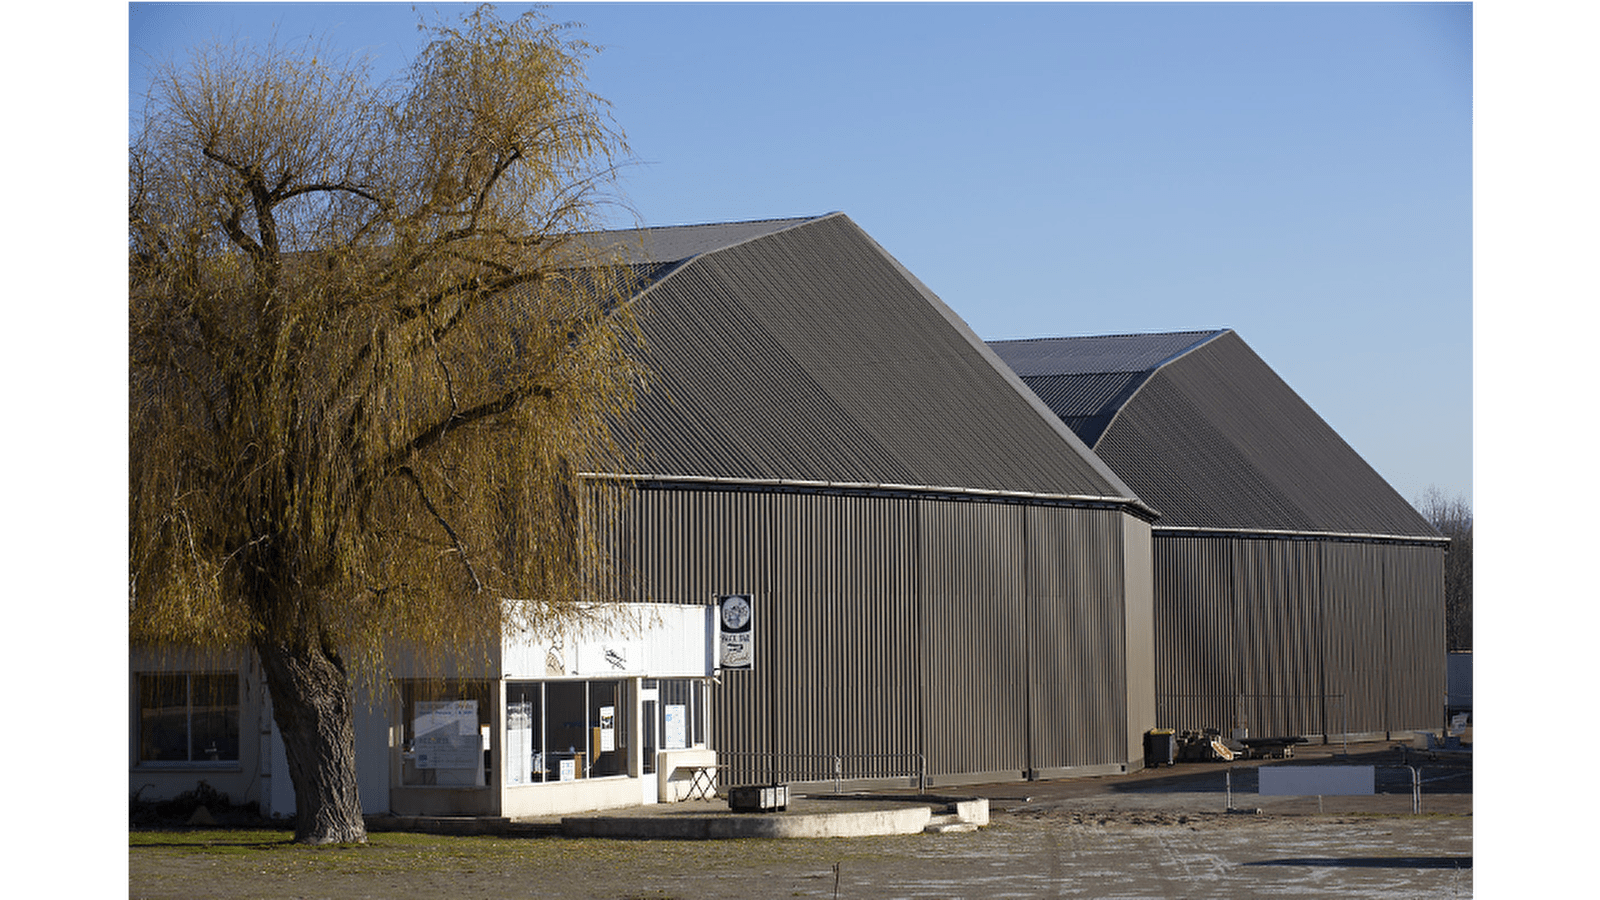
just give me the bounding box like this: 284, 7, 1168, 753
1416, 486, 1472, 651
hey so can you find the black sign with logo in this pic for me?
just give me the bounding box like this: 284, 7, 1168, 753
717, 594, 754, 670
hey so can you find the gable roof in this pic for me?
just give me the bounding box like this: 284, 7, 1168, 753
992, 331, 1227, 447
990, 330, 1439, 539
605, 213, 1147, 509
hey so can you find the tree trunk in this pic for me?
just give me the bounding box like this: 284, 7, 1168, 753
255, 635, 368, 844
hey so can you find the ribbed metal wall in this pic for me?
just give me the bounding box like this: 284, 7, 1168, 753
587, 480, 1144, 785
917, 498, 1029, 779
1382, 543, 1448, 729
1320, 541, 1392, 736
1152, 536, 1241, 734
1153, 533, 1446, 740
1021, 505, 1128, 772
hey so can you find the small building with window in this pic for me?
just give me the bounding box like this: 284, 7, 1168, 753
381, 602, 719, 818
133, 603, 718, 820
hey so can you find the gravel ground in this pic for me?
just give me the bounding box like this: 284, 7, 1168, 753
129, 741, 1473, 899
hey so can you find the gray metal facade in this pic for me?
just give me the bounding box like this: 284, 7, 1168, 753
586, 480, 1148, 786
991, 331, 1448, 741
573, 214, 1158, 785
1153, 534, 1445, 740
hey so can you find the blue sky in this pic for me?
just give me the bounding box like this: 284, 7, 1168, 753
127, 1, 1472, 506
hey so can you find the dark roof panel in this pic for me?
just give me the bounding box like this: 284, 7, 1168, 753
994, 331, 1223, 377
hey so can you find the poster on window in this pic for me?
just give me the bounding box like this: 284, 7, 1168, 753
599, 706, 616, 753
414, 700, 480, 769
665, 704, 687, 750
506, 701, 534, 785
717, 594, 754, 670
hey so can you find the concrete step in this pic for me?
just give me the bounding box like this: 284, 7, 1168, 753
924, 820, 980, 834
923, 812, 980, 834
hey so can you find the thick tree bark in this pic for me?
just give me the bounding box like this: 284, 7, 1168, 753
255, 635, 368, 844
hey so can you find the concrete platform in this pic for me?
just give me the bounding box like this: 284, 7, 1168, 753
559, 794, 989, 840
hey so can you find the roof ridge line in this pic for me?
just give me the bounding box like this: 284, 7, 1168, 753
990, 328, 1224, 345
679, 212, 840, 262
1090, 329, 1233, 450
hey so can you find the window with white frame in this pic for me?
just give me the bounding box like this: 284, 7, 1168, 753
656, 679, 706, 750
136, 673, 241, 765
506, 679, 628, 783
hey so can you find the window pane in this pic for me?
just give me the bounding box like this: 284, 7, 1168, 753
139, 674, 190, 762
660, 679, 704, 748
506, 683, 545, 784
399, 680, 491, 787
590, 681, 623, 777
545, 682, 587, 780
188, 674, 240, 761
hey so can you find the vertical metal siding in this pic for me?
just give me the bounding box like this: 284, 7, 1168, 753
587, 480, 1142, 785
1382, 544, 1448, 732
1229, 538, 1325, 738
917, 498, 1030, 778
1152, 536, 1241, 735
1319, 541, 1390, 737
1154, 533, 1449, 742
1023, 506, 1129, 771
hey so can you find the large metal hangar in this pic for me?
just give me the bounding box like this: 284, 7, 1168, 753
129, 215, 1445, 826
990, 330, 1448, 744
589, 213, 1163, 788
128, 213, 1171, 823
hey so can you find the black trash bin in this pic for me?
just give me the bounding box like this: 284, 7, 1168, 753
1144, 728, 1176, 767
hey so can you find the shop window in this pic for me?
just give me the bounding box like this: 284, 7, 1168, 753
507, 680, 627, 783
399, 680, 491, 787
589, 681, 625, 777
137, 673, 240, 765
506, 683, 545, 784
658, 679, 706, 749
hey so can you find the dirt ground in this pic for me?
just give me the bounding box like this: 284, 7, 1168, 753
129, 741, 1473, 899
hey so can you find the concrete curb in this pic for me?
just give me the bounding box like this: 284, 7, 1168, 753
561, 796, 990, 840
562, 804, 936, 839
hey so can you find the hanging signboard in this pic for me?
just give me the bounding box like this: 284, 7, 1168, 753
717, 593, 754, 670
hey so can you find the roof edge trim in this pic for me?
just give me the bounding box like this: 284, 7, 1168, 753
1154, 524, 1449, 546
581, 471, 1160, 520
680, 212, 835, 263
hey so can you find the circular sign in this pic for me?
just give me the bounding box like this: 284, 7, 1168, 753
721, 594, 751, 630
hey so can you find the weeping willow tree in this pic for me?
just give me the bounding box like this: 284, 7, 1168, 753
128, 7, 644, 844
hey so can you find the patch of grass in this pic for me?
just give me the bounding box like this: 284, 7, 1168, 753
130, 828, 297, 851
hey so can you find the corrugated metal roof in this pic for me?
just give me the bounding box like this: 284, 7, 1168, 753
994, 331, 1223, 377
990, 331, 1438, 538
609, 214, 1143, 506
593, 216, 822, 265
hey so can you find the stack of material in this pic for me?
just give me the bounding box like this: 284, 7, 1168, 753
1175, 729, 1234, 762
